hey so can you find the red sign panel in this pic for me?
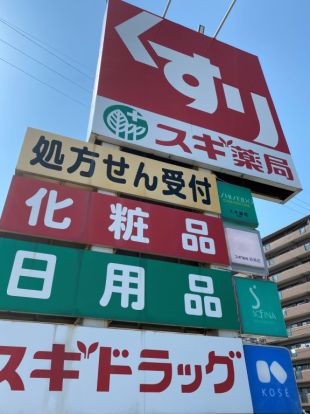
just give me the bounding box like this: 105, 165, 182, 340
0, 176, 229, 266
91, 0, 301, 200
98, 0, 285, 150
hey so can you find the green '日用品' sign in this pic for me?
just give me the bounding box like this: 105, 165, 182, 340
235, 276, 287, 337
217, 181, 258, 228
0, 237, 239, 331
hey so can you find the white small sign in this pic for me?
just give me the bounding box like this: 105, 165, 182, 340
224, 224, 268, 276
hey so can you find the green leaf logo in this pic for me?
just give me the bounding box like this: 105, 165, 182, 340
103, 105, 148, 141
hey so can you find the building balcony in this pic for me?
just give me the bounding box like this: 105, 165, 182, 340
271, 262, 310, 287
267, 324, 310, 345
283, 302, 310, 321
296, 369, 310, 384
268, 245, 310, 273
280, 282, 310, 304
291, 347, 310, 363
263, 224, 310, 257
302, 393, 310, 409
288, 324, 310, 339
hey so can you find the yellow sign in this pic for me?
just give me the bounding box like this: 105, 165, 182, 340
16, 128, 221, 213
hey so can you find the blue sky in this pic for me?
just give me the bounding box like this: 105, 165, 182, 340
0, 0, 309, 237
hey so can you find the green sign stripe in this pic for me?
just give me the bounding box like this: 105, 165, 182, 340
0, 237, 239, 330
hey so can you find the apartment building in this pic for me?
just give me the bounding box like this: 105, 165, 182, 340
262, 215, 310, 413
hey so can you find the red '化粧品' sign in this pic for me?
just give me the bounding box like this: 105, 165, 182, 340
0, 175, 229, 266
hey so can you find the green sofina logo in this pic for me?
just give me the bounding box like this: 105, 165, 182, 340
103, 105, 148, 141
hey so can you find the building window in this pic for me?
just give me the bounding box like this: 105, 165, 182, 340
300, 389, 310, 403
295, 367, 303, 380
264, 243, 271, 251
267, 258, 275, 266
290, 348, 297, 356
271, 274, 278, 282
299, 226, 306, 234
304, 242, 310, 251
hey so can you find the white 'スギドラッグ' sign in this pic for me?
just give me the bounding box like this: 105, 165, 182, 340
0, 321, 253, 414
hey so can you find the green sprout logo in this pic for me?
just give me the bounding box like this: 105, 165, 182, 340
103, 105, 148, 141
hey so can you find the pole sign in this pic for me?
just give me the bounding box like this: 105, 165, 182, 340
0, 237, 239, 330
16, 128, 220, 213
217, 181, 258, 228
0, 321, 253, 414
243, 345, 301, 414
91, 0, 301, 202
224, 224, 268, 276
0, 175, 229, 266
235, 277, 287, 337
